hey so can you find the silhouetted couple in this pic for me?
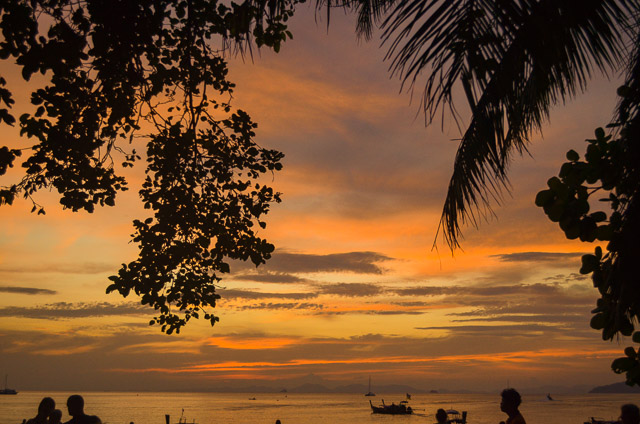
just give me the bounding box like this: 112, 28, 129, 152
27, 395, 101, 424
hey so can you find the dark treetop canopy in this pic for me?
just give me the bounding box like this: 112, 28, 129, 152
0, 0, 300, 333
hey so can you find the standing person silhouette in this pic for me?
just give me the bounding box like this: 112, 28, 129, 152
498, 388, 526, 424
26, 397, 56, 424
64, 395, 102, 424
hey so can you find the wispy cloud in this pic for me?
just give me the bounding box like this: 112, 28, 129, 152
0, 262, 115, 274
229, 272, 308, 283
316, 283, 383, 297
0, 302, 148, 319
0, 286, 57, 295
205, 335, 300, 350
390, 283, 563, 297
235, 302, 325, 311
415, 323, 572, 336
450, 314, 585, 324
219, 289, 317, 301
110, 347, 621, 375
491, 252, 583, 263
232, 251, 392, 274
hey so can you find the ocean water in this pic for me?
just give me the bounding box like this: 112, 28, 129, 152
1, 392, 639, 424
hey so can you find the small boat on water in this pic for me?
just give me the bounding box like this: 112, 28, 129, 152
0, 375, 17, 395
369, 399, 413, 415
165, 409, 197, 424
364, 376, 375, 397
446, 409, 468, 424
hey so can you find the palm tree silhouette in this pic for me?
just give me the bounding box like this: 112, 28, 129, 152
319, 0, 639, 249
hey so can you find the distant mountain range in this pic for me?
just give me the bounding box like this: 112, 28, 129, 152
589, 382, 640, 393
178, 373, 632, 395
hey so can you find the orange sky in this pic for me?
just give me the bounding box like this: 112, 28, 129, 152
0, 5, 630, 393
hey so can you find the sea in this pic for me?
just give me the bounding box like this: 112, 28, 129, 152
1, 392, 638, 424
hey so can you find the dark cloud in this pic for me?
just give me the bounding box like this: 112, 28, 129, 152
316, 309, 426, 316
451, 303, 592, 317
543, 273, 589, 283
219, 289, 317, 300
390, 286, 450, 296
0, 302, 149, 319
229, 272, 308, 284
232, 251, 392, 274
235, 302, 325, 311
0, 286, 57, 295
0, 262, 114, 274
491, 252, 583, 263
451, 314, 585, 324
415, 323, 567, 336
391, 283, 562, 297
390, 301, 433, 307
317, 283, 383, 297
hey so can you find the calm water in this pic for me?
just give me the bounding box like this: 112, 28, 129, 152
1, 392, 639, 424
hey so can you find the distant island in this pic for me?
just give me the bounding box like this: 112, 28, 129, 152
206, 383, 442, 394
590, 382, 640, 393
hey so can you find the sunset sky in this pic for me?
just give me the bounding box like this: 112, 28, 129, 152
0, 5, 630, 393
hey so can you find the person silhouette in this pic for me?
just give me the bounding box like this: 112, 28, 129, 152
436, 408, 448, 424
64, 395, 102, 424
49, 409, 63, 424
499, 388, 526, 424
621, 404, 640, 424
26, 397, 56, 424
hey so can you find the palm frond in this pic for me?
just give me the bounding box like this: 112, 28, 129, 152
314, 0, 398, 40
379, 0, 636, 248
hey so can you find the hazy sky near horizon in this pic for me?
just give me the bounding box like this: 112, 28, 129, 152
0, 5, 630, 393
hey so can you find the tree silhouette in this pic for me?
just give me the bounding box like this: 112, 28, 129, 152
536, 32, 640, 384
323, 0, 638, 248
317, 0, 640, 381
0, 0, 298, 333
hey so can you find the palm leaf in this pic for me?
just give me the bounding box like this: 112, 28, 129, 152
379, 0, 637, 248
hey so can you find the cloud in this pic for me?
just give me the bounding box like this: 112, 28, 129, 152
390, 283, 563, 297
0, 302, 149, 319
415, 324, 568, 336
205, 335, 300, 350
219, 289, 317, 300
451, 314, 585, 324
0, 286, 57, 295
0, 262, 115, 274
317, 309, 426, 316
316, 283, 383, 297
235, 302, 325, 311
232, 251, 392, 274
229, 272, 308, 284
451, 302, 592, 318
491, 252, 583, 263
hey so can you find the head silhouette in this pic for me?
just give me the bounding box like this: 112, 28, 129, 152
500, 388, 521, 414
621, 404, 640, 424
38, 397, 56, 416
436, 408, 448, 424
67, 395, 85, 417
49, 409, 62, 424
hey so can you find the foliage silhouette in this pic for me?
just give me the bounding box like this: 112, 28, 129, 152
319, 0, 639, 248
317, 0, 640, 381
537, 36, 640, 385
0, 0, 297, 333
